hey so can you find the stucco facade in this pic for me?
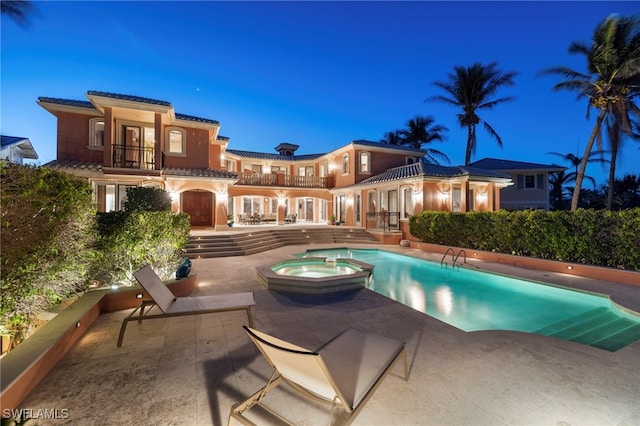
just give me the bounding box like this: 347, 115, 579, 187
39, 91, 513, 238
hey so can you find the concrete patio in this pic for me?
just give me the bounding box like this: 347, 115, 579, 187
16, 243, 640, 425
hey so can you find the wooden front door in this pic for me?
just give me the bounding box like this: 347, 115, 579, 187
182, 191, 213, 226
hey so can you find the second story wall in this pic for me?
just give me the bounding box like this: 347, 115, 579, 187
56, 112, 103, 163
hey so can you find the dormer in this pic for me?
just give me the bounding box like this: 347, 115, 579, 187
275, 143, 299, 156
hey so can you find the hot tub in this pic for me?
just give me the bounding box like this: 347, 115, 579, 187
256, 257, 374, 294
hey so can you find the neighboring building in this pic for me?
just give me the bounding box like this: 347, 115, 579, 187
39, 91, 513, 240
0, 135, 38, 164
469, 158, 566, 211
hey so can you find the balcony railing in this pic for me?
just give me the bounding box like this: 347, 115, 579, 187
236, 172, 334, 188
112, 144, 155, 170
365, 211, 400, 231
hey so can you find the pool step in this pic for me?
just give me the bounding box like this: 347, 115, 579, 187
535, 307, 640, 351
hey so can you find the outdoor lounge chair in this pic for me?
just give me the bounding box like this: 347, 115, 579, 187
117, 265, 256, 347
229, 326, 408, 426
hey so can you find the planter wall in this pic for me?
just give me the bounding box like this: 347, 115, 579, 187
0, 273, 197, 413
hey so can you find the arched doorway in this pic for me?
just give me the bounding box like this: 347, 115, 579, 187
182, 190, 213, 226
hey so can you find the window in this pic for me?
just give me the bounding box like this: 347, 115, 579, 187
359, 152, 370, 173
406, 156, 416, 165
342, 153, 349, 174
252, 164, 263, 173
402, 187, 414, 218
166, 128, 185, 154
224, 160, 236, 172
298, 166, 314, 176
89, 118, 104, 148
525, 175, 536, 189
518, 174, 543, 190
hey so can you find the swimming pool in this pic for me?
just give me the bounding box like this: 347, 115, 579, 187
299, 248, 640, 351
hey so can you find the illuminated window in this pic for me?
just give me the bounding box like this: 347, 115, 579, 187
342, 153, 349, 174
359, 152, 370, 173
166, 128, 185, 154
89, 118, 104, 148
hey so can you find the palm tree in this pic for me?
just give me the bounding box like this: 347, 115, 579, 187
429, 62, 518, 165
548, 170, 574, 210
398, 115, 450, 164
542, 14, 640, 211
546, 150, 608, 186
380, 130, 403, 145
1, 1, 37, 27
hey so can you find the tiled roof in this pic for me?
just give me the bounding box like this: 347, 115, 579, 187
45, 160, 238, 179
39, 92, 219, 125
226, 149, 324, 162
1, 135, 27, 148
469, 157, 565, 171
1, 135, 38, 159
358, 161, 511, 185
161, 168, 238, 179
37, 97, 95, 109
348, 139, 427, 154
175, 113, 219, 125
87, 90, 172, 107
44, 160, 103, 171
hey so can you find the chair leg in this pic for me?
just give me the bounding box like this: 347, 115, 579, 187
246, 307, 254, 328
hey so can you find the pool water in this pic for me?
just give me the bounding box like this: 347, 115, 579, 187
274, 263, 359, 278
299, 248, 640, 351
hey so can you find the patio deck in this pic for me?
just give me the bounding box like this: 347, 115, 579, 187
15, 244, 640, 425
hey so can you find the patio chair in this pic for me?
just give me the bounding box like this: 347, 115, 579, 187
117, 265, 256, 347
229, 326, 408, 425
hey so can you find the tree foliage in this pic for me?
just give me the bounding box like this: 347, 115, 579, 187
543, 14, 640, 211
0, 162, 97, 341
429, 62, 517, 165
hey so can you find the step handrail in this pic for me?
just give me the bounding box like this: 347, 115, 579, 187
452, 249, 467, 267
440, 247, 455, 266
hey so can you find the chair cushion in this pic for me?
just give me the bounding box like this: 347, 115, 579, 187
318, 329, 404, 409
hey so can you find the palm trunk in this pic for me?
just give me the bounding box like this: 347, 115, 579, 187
464, 125, 474, 166
606, 147, 618, 210
571, 110, 606, 211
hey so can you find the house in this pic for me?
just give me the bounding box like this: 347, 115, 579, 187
38, 91, 513, 240
0, 135, 38, 164
469, 158, 566, 211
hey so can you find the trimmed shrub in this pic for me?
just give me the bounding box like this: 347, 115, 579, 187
95, 210, 191, 285
409, 208, 640, 270
0, 162, 97, 342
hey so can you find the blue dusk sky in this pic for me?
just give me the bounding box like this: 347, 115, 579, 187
2, 1, 638, 186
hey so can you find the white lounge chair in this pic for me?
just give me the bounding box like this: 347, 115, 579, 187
229, 326, 408, 425
117, 265, 255, 347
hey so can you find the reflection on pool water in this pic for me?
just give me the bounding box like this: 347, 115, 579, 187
299, 248, 640, 352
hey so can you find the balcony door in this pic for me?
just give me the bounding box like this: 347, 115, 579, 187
183, 191, 212, 227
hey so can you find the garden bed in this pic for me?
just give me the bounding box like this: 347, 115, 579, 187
0, 273, 197, 412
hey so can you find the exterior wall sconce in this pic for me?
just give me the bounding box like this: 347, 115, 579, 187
169, 191, 179, 201
412, 190, 422, 200
439, 191, 449, 201
477, 192, 488, 201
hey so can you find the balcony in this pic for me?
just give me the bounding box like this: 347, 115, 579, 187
236, 172, 334, 189
112, 144, 155, 170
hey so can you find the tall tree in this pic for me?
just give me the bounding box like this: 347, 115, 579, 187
429, 62, 517, 165
546, 150, 608, 185
380, 130, 403, 145
398, 115, 450, 164
542, 14, 640, 211
1, 0, 37, 27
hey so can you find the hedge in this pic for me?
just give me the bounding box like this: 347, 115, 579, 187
1, 162, 97, 341
409, 209, 640, 271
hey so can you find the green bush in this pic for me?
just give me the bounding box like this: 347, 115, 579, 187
409, 208, 640, 270
123, 186, 172, 212
95, 210, 191, 285
0, 162, 97, 341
